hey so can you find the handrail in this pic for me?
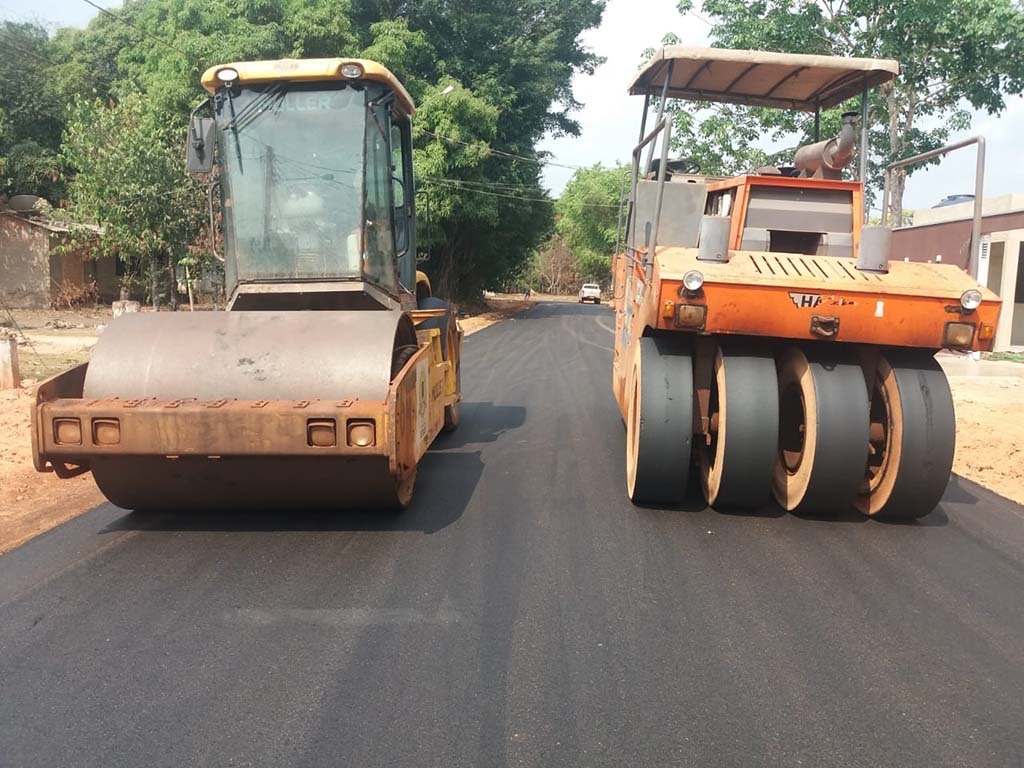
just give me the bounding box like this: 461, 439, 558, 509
626, 117, 672, 261
882, 135, 985, 278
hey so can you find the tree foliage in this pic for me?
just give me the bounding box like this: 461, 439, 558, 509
0, 0, 604, 302
671, 0, 1024, 216
61, 94, 206, 306
554, 164, 628, 284
0, 22, 65, 201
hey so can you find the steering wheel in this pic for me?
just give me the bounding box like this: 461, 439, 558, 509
667, 157, 702, 175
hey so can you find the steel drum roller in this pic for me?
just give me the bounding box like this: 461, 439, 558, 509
84, 311, 406, 401
83, 311, 414, 511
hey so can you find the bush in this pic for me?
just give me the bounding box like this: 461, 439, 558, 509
50, 279, 98, 309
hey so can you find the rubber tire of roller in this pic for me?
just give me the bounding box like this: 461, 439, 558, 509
772, 346, 870, 515
700, 344, 779, 509
417, 296, 460, 432
626, 335, 693, 507
855, 351, 955, 519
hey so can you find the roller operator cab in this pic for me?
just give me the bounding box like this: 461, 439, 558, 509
614, 47, 1001, 520
31, 59, 463, 511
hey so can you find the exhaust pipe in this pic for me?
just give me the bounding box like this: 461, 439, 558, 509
794, 111, 859, 180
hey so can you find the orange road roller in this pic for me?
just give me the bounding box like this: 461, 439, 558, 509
613, 47, 1000, 519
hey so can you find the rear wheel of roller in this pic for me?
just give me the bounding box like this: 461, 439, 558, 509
772, 346, 870, 515
855, 352, 955, 519
418, 297, 461, 432
699, 344, 779, 509
625, 335, 693, 506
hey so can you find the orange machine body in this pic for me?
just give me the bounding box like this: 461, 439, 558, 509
611, 174, 1000, 415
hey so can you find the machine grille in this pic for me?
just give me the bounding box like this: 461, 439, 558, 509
747, 253, 882, 282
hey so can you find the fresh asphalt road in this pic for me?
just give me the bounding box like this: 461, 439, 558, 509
3, 301, 1024, 768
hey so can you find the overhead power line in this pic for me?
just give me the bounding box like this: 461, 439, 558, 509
77, 0, 190, 57
419, 128, 586, 171
422, 176, 622, 209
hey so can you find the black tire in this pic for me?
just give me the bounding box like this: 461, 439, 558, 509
699, 343, 779, 509
855, 351, 955, 519
417, 297, 461, 432
626, 335, 694, 506
772, 346, 870, 515
391, 344, 419, 379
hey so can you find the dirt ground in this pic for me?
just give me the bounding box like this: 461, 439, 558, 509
2, 301, 1023, 553
942, 357, 1024, 506
0, 298, 533, 553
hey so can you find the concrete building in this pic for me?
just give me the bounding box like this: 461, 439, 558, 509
0, 210, 116, 309
892, 193, 1024, 351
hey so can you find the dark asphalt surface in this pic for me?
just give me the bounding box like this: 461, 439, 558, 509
3, 301, 1024, 768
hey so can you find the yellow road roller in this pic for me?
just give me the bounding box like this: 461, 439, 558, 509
31, 58, 462, 510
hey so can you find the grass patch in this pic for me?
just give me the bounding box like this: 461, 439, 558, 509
985, 351, 1024, 364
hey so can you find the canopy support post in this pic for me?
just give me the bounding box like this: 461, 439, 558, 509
643, 60, 673, 176
813, 104, 820, 142
859, 78, 869, 222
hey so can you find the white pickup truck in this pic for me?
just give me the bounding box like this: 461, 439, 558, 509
578, 283, 602, 304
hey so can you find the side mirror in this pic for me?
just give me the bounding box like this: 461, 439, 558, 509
186, 116, 216, 174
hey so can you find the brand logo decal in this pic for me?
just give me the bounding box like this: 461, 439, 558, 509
789, 292, 822, 308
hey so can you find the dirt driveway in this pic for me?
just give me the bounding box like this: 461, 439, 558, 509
0, 298, 533, 553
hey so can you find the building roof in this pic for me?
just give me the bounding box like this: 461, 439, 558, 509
0, 210, 102, 235
200, 58, 416, 115
908, 193, 1024, 228
629, 47, 900, 111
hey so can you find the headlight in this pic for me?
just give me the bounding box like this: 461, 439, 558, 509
682, 270, 704, 293
943, 322, 975, 348
960, 288, 983, 311
216, 67, 239, 84
340, 63, 364, 79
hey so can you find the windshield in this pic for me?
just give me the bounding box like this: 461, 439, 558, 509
215, 83, 367, 283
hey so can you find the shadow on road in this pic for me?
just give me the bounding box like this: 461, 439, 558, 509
628, 466, 954, 526
431, 401, 526, 450
99, 401, 526, 536
515, 301, 613, 318
100, 450, 483, 535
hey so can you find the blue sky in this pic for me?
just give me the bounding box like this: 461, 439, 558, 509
3, 0, 1020, 211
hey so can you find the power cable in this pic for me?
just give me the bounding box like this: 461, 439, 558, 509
77, 0, 190, 58
0, 38, 53, 68
418, 128, 586, 171
422, 176, 622, 208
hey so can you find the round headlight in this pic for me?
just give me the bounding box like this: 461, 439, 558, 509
682, 270, 705, 293
340, 63, 364, 79
960, 288, 983, 311
217, 67, 239, 84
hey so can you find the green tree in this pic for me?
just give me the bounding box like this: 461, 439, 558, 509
671, 0, 1024, 218
0, 22, 66, 201
61, 94, 206, 307
555, 164, 628, 284
42, 0, 604, 299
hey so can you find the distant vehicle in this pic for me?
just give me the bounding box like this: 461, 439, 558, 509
578, 283, 602, 304
933, 194, 975, 208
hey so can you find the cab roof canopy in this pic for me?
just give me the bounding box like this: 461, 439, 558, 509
200, 58, 415, 114
629, 47, 899, 111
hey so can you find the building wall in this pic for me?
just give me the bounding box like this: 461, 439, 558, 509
46, 233, 118, 303
0, 215, 51, 308
891, 211, 1024, 269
